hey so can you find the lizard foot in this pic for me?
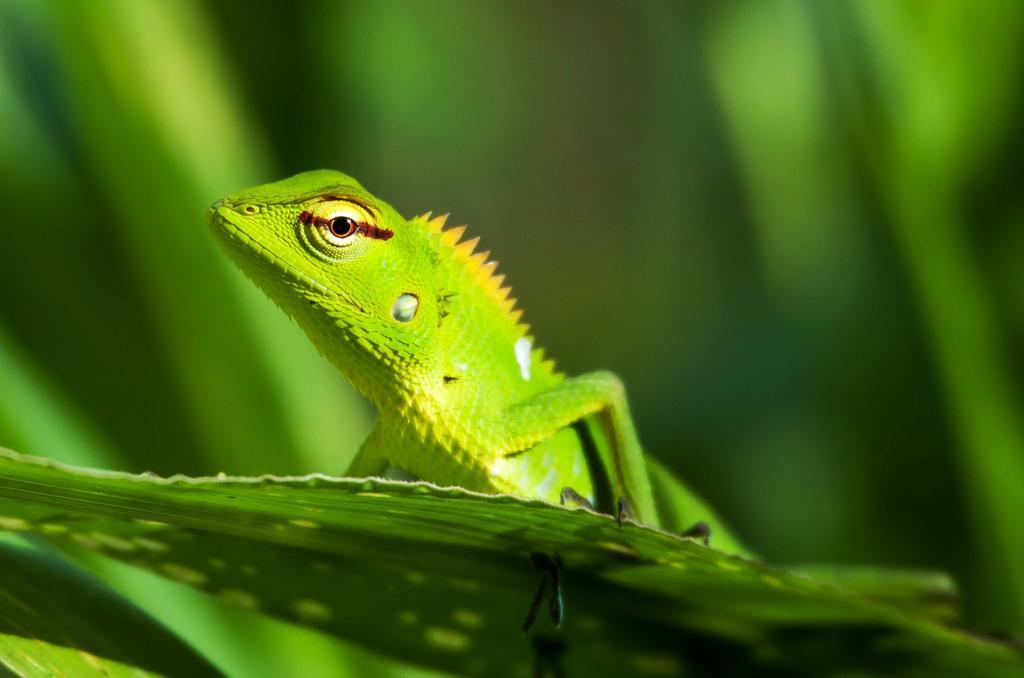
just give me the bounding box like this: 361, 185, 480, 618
615, 497, 633, 527
559, 487, 594, 511
680, 521, 711, 546
522, 552, 564, 632
561, 488, 635, 528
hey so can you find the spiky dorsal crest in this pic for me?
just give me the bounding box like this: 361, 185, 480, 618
411, 211, 519, 316
410, 212, 559, 377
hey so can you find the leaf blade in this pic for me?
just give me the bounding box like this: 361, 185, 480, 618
0, 541, 220, 677
0, 448, 1021, 677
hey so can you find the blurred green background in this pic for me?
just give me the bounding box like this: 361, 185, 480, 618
1, 0, 1022, 675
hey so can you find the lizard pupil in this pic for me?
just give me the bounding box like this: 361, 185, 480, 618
328, 216, 358, 239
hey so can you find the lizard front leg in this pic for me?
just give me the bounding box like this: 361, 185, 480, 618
344, 422, 392, 478
500, 371, 657, 526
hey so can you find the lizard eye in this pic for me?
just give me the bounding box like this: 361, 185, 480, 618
325, 216, 359, 244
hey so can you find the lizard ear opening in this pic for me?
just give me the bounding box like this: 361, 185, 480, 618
391, 293, 419, 322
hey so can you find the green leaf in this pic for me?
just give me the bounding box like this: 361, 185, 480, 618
0, 541, 219, 677
0, 448, 1021, 677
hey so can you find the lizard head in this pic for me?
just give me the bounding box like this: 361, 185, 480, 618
209, 170, 439, 390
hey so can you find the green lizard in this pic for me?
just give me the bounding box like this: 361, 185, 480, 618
210, 170, 745, 553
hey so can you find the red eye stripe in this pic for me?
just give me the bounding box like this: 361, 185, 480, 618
299, 211, 394, 241
358, 222, 394, 241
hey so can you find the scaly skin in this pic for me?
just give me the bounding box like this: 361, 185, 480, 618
210, 170, 743, 550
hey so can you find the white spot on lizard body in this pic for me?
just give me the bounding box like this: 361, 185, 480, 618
514, 338, 532, 380
488, 456, 508, 477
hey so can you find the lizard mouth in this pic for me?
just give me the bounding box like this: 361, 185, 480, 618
208, 204, 342, 300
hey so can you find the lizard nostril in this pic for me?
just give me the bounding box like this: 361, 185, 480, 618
242, 204, 259, 215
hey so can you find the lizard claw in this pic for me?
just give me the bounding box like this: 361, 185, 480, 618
559, 487, 594, 511
615, 497, 633, 527
680, 521, 711, 546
